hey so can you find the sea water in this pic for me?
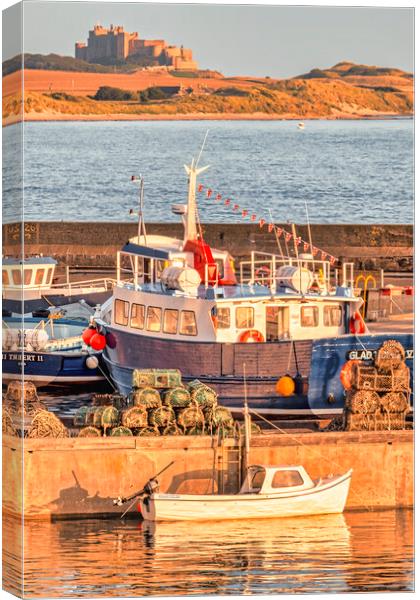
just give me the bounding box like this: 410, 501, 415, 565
2, 119, 414, 224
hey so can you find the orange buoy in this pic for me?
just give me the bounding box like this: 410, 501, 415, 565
276, 375, 296, 397
238, 330, 265, 343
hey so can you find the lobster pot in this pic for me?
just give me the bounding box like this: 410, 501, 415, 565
121, 407, 148, 429
205, 406, 234, 429
188, 380, 218, 408
375, 340, 405, 373
132, 388, 161, 409
355, 364, 410, 393
177, 405, 205, 431
73, 406, 89, 427
345, 390, 380, 414
78, 426, 101, 437
186, 424, 205, 435
163, 387, 191, 408
345, 412, 407, 432
85, 406, 98, 426
276, 266, 313, 294
92, 393, 126, 410
237, 421, 262, 435
162, 423, 182, 436
5, 381, 39, 404
93, 406, 106, 429
110, 426, 133, 437
149, 406, 175, 428
136, 427, 161, 437
132, 369, 182, 389
379, 392, 410, 414
101, 405, 120, 430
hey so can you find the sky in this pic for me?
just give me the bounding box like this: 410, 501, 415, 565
2, 1, 415, 78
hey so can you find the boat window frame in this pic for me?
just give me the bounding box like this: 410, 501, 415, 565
271, 469, 304, 489
12, 269, 22, 285
2, 270, 9, 285
323, 304, 343, 327
236, 306, 254, 329
146, 306, 163, 332
115, 298, 130, 326
46, 267, 54, 285
179, 310, 198, 336
163, 308, 179, 334
130, 303, 145, 330
23, 269, 33, 285
216, 306, 231, 329
300, 305, 319, 328
34, 268, 46, 286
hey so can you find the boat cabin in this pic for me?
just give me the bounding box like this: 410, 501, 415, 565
2, 257, 57, 290
239, 465, 315, 494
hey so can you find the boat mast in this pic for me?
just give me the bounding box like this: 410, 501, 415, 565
183, 159, 208, 244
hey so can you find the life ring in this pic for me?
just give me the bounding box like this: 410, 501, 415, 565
349, 311, 366, 335
238, 329, 265, 343
340, 360, 359, 390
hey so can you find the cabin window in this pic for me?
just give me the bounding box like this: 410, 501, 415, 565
35, 268, 45, 285
163, 309, 179, 334
2, 270, 9, 285
180, 310, 197, 336
215, 259, 224, 279
46, 268, 54, 284
300, 306, 319, 327
115, 299, 129, 326
250, 469, 266, 490
131, 303, 145, 329
324, 305, 342, 327
12, 269, 22, 285
216, 307, 231, 329
24, 269, 32, 285
272, 470, 304, 488
147, 306, 162, 332
236, 306, 254, 329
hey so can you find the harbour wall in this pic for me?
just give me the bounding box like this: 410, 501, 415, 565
3, 430, 413, 520
2, 222, 413, 272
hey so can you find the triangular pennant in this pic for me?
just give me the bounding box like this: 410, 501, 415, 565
251, 214, 256, 221
303, 242, 309, 252
215, 193, 222, 201
224, 199, 231, 206
321, 251, 327, 260
233, 204, 239, 211
242, 210, 248, 218
268, 223, 274, 233
197, 184, 203, 192
206, 189, 213, 198
285, 232, 292, 242
259, 219, 266, 228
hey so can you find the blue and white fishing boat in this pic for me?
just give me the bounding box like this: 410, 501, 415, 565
99, 159, 413, 415
2, 256, 114, 315
2, 316, 105, 388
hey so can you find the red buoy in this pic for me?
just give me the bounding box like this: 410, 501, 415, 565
90, 333, 107, 351
82, 327, 96, 346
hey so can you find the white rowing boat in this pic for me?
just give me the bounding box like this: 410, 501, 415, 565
137, 464, 352, 522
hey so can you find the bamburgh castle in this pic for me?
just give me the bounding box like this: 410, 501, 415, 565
75, 24, 198, 70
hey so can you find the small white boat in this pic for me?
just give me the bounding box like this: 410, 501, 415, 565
298, 122, 305, 130
134, 464, 352, 522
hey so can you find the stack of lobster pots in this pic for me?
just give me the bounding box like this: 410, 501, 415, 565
342, 340, 411, 431
75, 369, 237, 437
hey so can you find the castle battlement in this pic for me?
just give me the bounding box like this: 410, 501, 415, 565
75, 24, 198, 70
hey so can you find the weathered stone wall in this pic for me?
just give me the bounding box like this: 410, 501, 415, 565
2, 222, 413, 271
2, 429, 413, 519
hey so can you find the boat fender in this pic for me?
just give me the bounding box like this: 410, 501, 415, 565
86, 355, 99, 370
238, 330, 265, 343
82, 326, 97, 346
90, 333, 107, 351
339, 360, 359, 390
276, 375, 295, 397
349, 311, 366, 334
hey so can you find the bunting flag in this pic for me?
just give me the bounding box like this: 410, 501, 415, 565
196, 184, 337, 264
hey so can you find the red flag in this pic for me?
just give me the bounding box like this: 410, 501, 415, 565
197, 184, 203, 192
295, 236, 302, 245
303, 242, 309, 252
259, 219, 266, 228
233, 204, 239, 211
268, 223, 274, 233
285, 232, 292, 243
312, 247, 319, 256
215, 193, 222, 201
276, 227, 283, 236
330, 256, 336, 265
207, 189, 212, 198
321, 251, 327, 260
242, 210, 248, 218
225, 199, 231, 206
251, 214, 256, 221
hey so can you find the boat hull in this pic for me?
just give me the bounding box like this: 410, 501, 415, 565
103, 327, 413, 415
140, 471, 352, 522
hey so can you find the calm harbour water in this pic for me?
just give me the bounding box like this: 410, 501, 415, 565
3, 509, 413, 597
2, 119, 413, 224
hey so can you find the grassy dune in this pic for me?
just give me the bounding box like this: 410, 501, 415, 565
2, 61, 413, 124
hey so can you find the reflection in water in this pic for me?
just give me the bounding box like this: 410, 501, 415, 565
3, 510, 413, 597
